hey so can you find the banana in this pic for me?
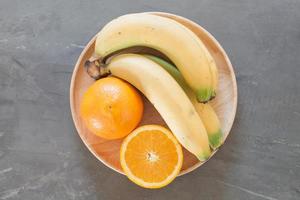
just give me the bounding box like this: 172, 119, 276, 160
95, 13, 217, 103
145, 55, 223, 149
90, 54, 211, 161
149, 12, 219, 95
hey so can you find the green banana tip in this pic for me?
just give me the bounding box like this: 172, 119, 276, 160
197, 151, 211, 162
196, 88, 216, 103
209, 129, 223, 149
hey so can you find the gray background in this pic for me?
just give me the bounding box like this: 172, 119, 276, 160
0, 0, 299, 199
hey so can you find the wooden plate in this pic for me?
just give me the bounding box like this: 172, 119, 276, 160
70, 12, 237, 176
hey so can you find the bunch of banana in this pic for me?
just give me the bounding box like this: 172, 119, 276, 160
145, 55, 223, 149
85, 13, 223, 160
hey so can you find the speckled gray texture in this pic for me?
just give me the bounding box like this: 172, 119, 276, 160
0, 0, 299, 199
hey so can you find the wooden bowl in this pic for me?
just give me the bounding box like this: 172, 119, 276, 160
70, 12, 237, 176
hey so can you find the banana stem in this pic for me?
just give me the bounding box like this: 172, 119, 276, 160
84, 58, 110, 80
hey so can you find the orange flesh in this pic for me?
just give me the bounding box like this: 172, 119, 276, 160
124, 130, 180, 183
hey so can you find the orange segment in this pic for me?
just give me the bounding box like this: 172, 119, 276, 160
120, 125, 183, 188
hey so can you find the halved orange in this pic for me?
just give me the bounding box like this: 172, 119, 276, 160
120, 125, 183, 188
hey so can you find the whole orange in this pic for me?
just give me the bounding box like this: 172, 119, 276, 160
80, 77, 143, 139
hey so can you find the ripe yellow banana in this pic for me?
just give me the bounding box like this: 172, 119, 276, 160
95, 54, 211, 161
145, 55, 223, 149
150, 12, 219, 97
95, 13, 217, 103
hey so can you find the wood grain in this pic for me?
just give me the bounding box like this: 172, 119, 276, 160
69, 12, 237, 176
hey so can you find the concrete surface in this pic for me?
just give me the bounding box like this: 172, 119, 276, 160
0, 0, 299, 199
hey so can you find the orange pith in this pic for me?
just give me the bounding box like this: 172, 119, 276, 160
120, 125, 183, 188
80, 77, 143, 139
